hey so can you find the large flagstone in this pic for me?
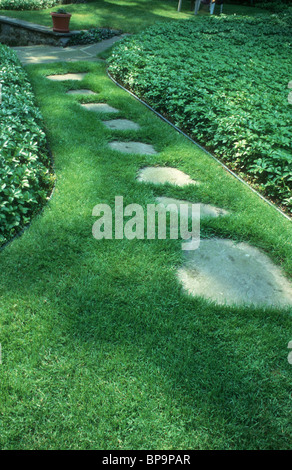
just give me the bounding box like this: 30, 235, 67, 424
177, 238, 292, 307
137, 166, 199, 186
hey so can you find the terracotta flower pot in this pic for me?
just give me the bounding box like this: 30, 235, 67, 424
51, 12, 72, 33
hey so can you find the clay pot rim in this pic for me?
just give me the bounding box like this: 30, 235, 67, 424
51, 12, 72, 18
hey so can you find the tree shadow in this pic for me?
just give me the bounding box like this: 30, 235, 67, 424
0, 60, 290, 449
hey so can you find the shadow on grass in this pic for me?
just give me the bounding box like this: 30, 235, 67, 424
0, 218, 291, 449
0, 60, 291, 449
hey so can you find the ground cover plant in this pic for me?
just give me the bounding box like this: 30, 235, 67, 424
108, 14, 292, 211
256, 0, 292, 14
66, 27, 122, 47
0, 45, 53, 247
0, 0, 59, 9
0, 60, 291, 450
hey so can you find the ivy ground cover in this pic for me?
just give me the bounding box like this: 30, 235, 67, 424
0, 0, 58, 9
0, 45, 53, 246
108, 13, 292, 212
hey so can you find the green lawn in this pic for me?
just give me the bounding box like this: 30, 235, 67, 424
0, 60, 291, 449
0, 0, 267, 33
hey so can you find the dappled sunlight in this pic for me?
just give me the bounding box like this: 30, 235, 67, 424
0, 0, 266, 33
0, 1, 291, 450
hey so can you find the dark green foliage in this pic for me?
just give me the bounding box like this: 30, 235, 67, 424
108, 14, 292, 211
0, 0, 87, 9
66, 27, 122, 47
55, 8, 68, 14
0, 45, 53, 246
0, 0, 59, 10
256, 0, 291, 14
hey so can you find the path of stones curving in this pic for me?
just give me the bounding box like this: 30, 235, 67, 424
47, 72, 292, 308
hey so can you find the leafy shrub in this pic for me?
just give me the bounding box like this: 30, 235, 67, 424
257, 1, 292, 14
67, 27, 122, 47
108, 14, 292, 211
0, 0, 60, 10
0, 45, 53, 246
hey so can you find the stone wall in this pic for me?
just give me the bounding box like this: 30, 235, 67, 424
0, 16, 79, 47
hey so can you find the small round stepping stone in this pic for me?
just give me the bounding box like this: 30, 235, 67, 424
156, 197, 228, 219
81, 103, 119, 113
177, 238, 292, 307
103, 119, 140, 131
66, 89, 96, 95
46, 73, 87, 81
109, 141, 157, 155
137, 167, 198, 186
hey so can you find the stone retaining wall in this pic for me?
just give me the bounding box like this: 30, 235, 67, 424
0, 16, 80, 47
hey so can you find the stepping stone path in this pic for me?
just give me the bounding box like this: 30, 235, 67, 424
109, 141, 157, 155
46, 73, 87, 81
137, 166, 198, 186
57, 73, 291, 308
177, 238, 292, 307
136, 167, 292, 307
103, 119, 140, 131
66, 89, 96, 95
156, 197, 228, 219
81, 103, 119, 113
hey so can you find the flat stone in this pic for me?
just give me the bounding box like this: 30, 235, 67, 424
109, 141, 157, 155
13, 36, 127, 65
156, 197, 228, 219
66, 89, 96, 95
137, 166, 198, 186
103, 119, 140, 131
81, 103, 119, 113
177, 238, 292, 307
46, 73, 87, 81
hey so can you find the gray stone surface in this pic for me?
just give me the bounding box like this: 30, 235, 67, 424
103, 119, 140, 131
156, 197, 228, 219
81, 103, 119, 113
177, 238, 292, 307
66, 89, 96, 95
71, 35, 128, 56
46, 72, 87, 81
109, 141, 157, 155
13, 35, 127, 65
14, 46, 98, 64
137, 166, 198, 186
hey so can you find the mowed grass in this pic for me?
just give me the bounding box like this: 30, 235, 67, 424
0, 61, 291, 450
0, 0, 268, 33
